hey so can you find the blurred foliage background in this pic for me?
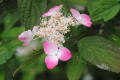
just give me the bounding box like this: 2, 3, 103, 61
0, 0, 120, 80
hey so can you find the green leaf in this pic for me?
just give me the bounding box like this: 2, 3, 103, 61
0, 38, 22, 65
109, 34, 120, 46
4, 10, 21, 30
65, 0, 87, 6
0, 39, 21, 65
78, 36, 120, 73
69, 26, 87, 38
1, 27, 24, 39
37, 53, 46, 72
0, 47, 13, 65
66, 53, 86, 80
88, 0, 120, 21
0, 71, 4, 80
13, 51, 44, 77
22, 72, 35, 80
18, 0, 47, 29
21, 53, 46, 73
47, 0, 62, 7
6, 39, 21, 50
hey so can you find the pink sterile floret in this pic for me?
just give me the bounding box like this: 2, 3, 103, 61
44, 41, 72, 69
18, 26, 39, 46
18, 30, 33, 46
42, 5, 63, 17
70, 8, 92, 27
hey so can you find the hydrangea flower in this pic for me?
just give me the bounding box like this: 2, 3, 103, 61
70, 8, 92, 27
42, 5, 63, 17
44, 41, 72, 69
17, 4, 92, 70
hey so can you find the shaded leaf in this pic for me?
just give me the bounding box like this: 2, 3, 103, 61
88, 0, 120, 21
109, 34, 120, 46
47, 0, 62, 7
0, 71, 4, 80
13, 50, 44, 77
21, 53, 46, 73
4, 10, 21, 30
0, 39, 22, 65
0, 47, 13, 65
18, 0, 47, 29
78, 36, 120, 73
65, 0, 87, 6
1, 27, 24, 39
0, 0, 3, 3
22, 72, 35, 80
66, 53, 86, 80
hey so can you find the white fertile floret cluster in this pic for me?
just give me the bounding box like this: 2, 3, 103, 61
36, 12, 76, 47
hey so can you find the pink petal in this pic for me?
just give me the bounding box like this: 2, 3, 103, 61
81, 14, 92, 27
83, 21, 92, 27
18, 30, 33, 42
42, 5, 63, 17
45, 56, 59, 69
44, 41, 58, 55
70, 8, 81, 20
18, 30, 33, 46
81, 14, 91, 21
43, 6, 58, 17
32, 26, 39, 34
58, 47, 72, 61
70, 8, 92, 27
18, 31, 27, 42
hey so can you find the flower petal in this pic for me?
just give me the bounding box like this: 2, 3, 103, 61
58, 47, 72, 61
70, 8, 81, 21
81, 14, 91, 21
42, 5, 63, 17
32, 26, 39, 34
16, 47, 32, 56
18, 31, 27, 42
18, 30, 33, 42
23, 42, 30, 47
45, 56, 59, 69
44, 41, 58, 55
70, 8, 92, 27
18, 30, 33, 46
80, 14, 92, 27
83, 21, 92, 27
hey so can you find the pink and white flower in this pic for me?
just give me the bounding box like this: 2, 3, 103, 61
70, 8, 92, 27
44, 41, 72, 69
18, 30, 33, 46
18, 26, 39, 46
42, 5, 63, 17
